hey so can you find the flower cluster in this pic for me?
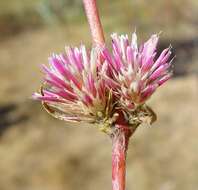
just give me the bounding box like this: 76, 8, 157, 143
102, 33, 172, 112
33, 46, 111, 123
33, 32, 172, 129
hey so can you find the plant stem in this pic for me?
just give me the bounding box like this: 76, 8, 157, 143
82, 0, 105, 46
82, 1, 137, 190
111, 124, 137, 190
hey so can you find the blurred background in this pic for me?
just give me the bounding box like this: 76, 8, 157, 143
0, 0, 198, 190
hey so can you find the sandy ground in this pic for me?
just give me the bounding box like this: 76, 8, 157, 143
0, 27, 198, 190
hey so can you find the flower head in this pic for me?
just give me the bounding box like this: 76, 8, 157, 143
101, 32, 173, 112
33, 32, 173, 130
33, 46, 113, 124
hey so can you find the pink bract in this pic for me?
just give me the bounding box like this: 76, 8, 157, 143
33, 46, 108, 123
101, 32, 173, 111
33, 32, 173, 124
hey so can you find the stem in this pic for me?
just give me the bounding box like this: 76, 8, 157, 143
82, 0, 105, 46
82, 1, 137, 190
111, 125, 137, 190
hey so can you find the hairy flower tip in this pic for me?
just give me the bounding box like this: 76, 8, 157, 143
102, 32, 173, 112
33, 46, 114, 124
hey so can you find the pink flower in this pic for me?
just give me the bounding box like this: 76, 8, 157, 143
101, 32, 173, 112
33, 32, 173, 127
33, 46, 109, 123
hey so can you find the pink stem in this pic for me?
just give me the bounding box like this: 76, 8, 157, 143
82, 2, 137, 190
111, 124, 137, 190
82, 0, 105, 46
